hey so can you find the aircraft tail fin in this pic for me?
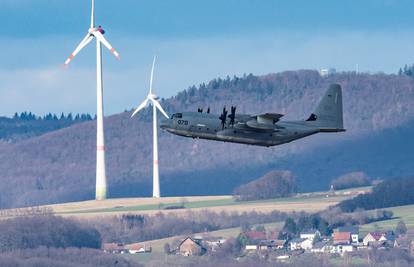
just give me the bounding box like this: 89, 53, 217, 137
306, 83, 345, 132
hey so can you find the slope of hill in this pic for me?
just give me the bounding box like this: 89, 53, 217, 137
0, 113, 92, 142
1, 70, 413, 208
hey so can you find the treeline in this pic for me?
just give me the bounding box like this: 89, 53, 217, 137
0, 215, 101, 252
90, 210, 296, 244
233, 171, 297, 201
338, 176, 414, 212
331, 171, 371, 190
11, 112, 93, 121
0, 112, 94, 141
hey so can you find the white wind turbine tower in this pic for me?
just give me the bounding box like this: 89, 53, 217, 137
63, 0, 120, 200
131, 56, 169, 198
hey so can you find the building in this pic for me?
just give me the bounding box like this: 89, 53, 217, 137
289, 238, 313, 251
300, 229, 321, 241
244, 230, 267, 241
336, 226, 359, 244
124, 243, 151, 254
319, 68, 336, 77
178, 237, 206, 256
204, 238, 226, 252
363, 231, 395, 246
333, 244, 354, 254
102, 243, 126, 254
258, 240, 286, 251
394, 237, 412, 251
333, 232, 351, 245
245, 245, 258, 251
311, 241, 333, 253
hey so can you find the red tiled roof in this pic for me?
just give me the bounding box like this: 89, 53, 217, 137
245, 231, 266, 240
333, 232, 351, 241
125, 243, 144, 250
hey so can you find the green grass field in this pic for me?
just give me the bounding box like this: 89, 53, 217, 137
360, 204, 414, 235
48, 186, 370, 217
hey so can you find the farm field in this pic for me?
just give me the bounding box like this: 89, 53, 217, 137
24, 186, 371, 219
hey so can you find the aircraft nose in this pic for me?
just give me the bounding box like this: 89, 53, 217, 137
160, 118, 170, 129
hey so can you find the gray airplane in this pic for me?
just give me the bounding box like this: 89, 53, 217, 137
160, 84, 345, 147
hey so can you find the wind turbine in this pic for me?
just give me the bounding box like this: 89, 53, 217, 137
63, 0, 120, 200
131, 56, 169, 198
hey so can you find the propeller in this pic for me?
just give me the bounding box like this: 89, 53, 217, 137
228, 106, 236, 126
219, 106, 228, 129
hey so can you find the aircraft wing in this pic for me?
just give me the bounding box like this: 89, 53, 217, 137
255, 113, 284, 123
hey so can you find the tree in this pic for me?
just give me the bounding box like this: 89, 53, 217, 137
331, 172, 371, 190
278, 217, 297, 240
396, 220, 407, 236
254, 225, 265, 232
233, 170, 297, 201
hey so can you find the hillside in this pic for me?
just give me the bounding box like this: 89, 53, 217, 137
1, 70, 414, 208
0, 113, 92, 142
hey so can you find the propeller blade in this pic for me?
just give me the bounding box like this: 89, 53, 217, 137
150, 56, 156, 94
93, 31, 120, 60
64, 33, 94, 65
131, 98, 149, 118
152, 99, 169, 119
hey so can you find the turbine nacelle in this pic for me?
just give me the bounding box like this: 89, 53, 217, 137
148, 93, 159, 100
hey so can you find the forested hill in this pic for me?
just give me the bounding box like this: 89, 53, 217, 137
1, 70, 414, 208
0, 112, 93, 142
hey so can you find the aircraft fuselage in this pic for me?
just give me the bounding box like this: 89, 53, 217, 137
160, 112, 320, 147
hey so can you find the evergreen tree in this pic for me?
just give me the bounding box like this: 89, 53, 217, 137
396, 220, 407, 235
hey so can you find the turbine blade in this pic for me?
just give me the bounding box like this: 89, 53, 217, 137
131, 98, 149, 118
90, 0, 95, 28
93, 31, 120, 60
149, 56, 156, 94
152, 99, 169, 119
64, 33, 93, 65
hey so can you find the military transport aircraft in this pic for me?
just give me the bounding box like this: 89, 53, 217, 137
160, 84, 345, 147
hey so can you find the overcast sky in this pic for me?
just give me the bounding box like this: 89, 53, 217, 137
1, 0, 414, 116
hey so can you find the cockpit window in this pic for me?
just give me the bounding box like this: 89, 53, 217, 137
172, 113, 182, 119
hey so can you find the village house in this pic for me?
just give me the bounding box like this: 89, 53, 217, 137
311, 241, 333, 253
177, 237, 206, 256
333, 232, 351, 245
203, 238, 226, 252
300, 229, 321, 241
244, 230, 267, 241
257, 239, 287, 251
363, 231, 395, 246
332, 243, 354, 254
102, 243, 127, 254
289, 238, 313, 251
394, 237, 412, 251
336, 226, 359, 244
124, 243, 151, 254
